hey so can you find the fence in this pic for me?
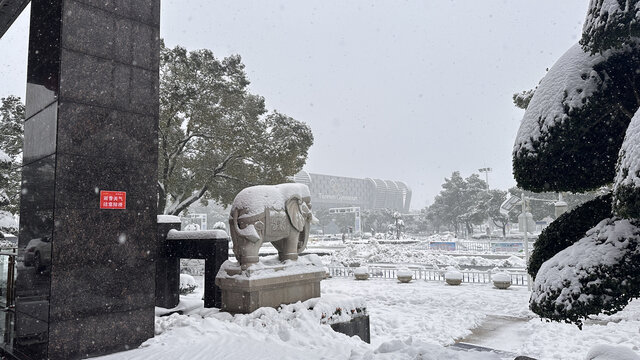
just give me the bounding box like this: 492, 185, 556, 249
327, 265, 529, 286
437, 240, 535, 253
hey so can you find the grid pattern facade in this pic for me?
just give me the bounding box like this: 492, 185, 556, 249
293, 171, 412, 212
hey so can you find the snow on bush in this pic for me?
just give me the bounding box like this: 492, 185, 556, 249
585, 344, 640, 360
529, 193, 613, 278
179, 274, 198, 295
212, 221, 227, 230
615, 109, 640, 218
581, 0, 640, 54
0, 149, 10, 164
0, 210, 17, 234
531, 218, 640, 327
513, 43, 639, 192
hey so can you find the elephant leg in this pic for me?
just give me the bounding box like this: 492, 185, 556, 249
271, 239, 285, 254
278, 233, 299, 262
235, 239, 262, 270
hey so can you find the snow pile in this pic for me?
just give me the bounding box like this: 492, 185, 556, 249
331, 242, 525, 268
514, 43, 610, 157
212, 221, 227, 230
179, 274, 198, 295
426, 233, 457, 242
531, 217, 640, 326
586, 344, 640, 360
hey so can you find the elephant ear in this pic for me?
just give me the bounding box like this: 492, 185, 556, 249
286, 197, 306, 232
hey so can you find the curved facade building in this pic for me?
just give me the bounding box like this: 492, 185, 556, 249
292, 171, 412, 212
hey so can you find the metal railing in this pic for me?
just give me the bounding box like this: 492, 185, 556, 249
0, 248, 16, 309
327, 265, 529, 286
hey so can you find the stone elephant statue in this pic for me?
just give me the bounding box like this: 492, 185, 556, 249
229, 183, 314, 269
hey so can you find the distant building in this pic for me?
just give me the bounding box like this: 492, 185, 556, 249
292, 171, 412, 212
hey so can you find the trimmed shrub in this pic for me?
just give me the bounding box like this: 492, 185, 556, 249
513, 45, 640, 193
530, 218, 640, 328
528, 193, 612, 279
614, 111, 640, 219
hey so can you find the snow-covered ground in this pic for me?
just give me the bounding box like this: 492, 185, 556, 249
96, 276, 640, 360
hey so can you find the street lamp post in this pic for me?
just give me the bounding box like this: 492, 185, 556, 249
522, 192, 531, 291
478, 167, 492, 192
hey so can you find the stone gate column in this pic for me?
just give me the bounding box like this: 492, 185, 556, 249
13, 0, 160, 359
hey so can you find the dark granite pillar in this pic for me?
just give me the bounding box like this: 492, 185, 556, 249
155, 220, 181, 309
13, 0, 160, 359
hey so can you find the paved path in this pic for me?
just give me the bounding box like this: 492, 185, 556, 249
457, 315, 538, 359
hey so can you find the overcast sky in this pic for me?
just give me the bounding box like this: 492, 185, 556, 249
0, 1, 589, 210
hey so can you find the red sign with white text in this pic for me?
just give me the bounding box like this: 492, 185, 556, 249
100, 191, 126, 209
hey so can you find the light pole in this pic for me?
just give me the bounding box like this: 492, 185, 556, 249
479, 167, 493, 238
522, 193, 531, 291
478, 167, 492, 192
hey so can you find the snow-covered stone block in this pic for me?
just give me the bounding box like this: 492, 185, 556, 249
396, 268, 413, 283
491, 272, 512, 289
444, 269, 462, 285
215, 255, 325, 314
354, 266, 369, 280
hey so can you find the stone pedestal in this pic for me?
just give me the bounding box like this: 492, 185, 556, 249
216, 258, 324, 314
330, 315, 370, 343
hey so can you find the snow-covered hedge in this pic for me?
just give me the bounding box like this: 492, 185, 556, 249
614, 109, 640, 218
581, 0, 640, 54
513, 43, 640, 192
529, 193, 613, 279
530, 218, 640, 328
179, 274, 198, 295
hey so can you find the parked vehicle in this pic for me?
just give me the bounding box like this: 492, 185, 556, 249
23, 237, 51, 272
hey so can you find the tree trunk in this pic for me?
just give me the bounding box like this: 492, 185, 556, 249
168, 186, 208, 216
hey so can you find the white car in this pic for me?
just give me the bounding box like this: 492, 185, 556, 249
23, 237, 52, 272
